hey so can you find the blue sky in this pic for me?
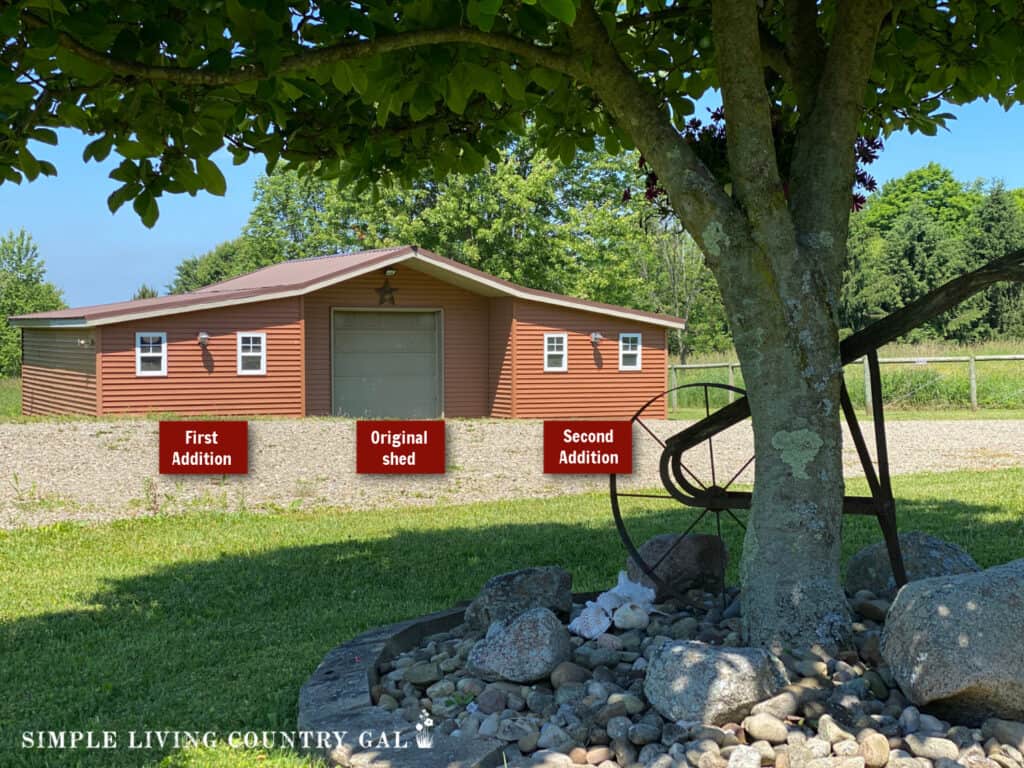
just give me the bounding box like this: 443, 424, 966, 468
2, 98, 1023, 307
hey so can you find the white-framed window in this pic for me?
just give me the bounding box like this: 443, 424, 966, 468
237, 332, 267, 375
543, 333, 568, 372
135, 332, 167, 376
619, 333, 642, 370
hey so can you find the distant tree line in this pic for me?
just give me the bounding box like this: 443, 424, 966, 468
169, 137, 732, 363
841, 163, 1024, 341
0, 229, 64, 376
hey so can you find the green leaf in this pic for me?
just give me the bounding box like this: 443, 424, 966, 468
23, 0, 69, 12
18, 149, 40, 181
30, 128, 58, 146
331, 63, 353, 93
530, 67, 562, 90
467, 0, 502, 31
107, 182, 141, 214
538, 0, 575, 24
195, 157, 227, 196
409, 88, 437, 121
446, 74, 470, 115
502, 64, 527, 101
133, 191, 159, 227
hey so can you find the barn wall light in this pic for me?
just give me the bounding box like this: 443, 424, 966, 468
197, 331, 210, 347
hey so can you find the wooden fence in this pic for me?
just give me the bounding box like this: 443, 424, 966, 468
667, 354, 1024, 412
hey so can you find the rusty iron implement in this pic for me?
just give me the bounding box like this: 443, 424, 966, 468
612, 250, 1024, 600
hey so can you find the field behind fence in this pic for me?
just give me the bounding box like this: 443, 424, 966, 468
671, 340, 1024, 413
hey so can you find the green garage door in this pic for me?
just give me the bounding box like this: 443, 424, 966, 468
332, 311, 441, 418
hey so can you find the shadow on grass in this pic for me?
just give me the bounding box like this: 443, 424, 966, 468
1, 496, 1021, 767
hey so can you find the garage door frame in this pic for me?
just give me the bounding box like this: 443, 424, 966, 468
329, 307, 445, 418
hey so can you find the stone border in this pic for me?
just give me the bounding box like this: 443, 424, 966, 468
297, 604, 506, 767
298, 594, 602, 767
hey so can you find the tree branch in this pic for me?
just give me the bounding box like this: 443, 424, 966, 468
565, 2, 746, 267
784, 0, 825, 111
19, 11, 585, 86
788, 0, 892, 284
711, 0, 788, 233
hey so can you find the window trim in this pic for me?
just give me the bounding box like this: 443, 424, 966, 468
619, 332, 642, 371
237, 331, 267, 376
543, 332, 568, 372
135, 331, 168, 377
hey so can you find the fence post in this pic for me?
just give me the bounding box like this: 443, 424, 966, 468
969, 356, 978, 411
728, 364, 736, 402
863, 356, 872, 415
670, 367, 678, 411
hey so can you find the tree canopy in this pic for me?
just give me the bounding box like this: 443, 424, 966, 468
5, 0, 1024, 647
0, 229, 65, 376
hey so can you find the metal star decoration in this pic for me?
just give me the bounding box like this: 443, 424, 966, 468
376, 278, 397, 305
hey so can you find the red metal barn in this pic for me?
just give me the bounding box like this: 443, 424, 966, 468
10, 247, 685, 419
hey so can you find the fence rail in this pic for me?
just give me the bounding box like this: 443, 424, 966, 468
667, 354, 1024, 412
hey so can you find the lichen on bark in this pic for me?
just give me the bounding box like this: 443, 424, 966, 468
770, 429, 824, 480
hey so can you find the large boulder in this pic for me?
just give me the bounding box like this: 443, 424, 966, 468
644, 641, 790, 724
466, 607, 572, 683
881, 558, 1024, 722
464, 567, 572, 629
845, 532, 980, 598
626, 533, 727, 600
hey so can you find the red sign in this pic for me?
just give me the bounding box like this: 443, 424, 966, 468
543, 420, 633, 474
159, 421, 249, 474
356, 420, 446, 474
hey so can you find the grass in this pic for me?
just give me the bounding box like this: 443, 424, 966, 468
2, 469, 1023, 767
672, 340, 1024, 413
0, 377, 19, 417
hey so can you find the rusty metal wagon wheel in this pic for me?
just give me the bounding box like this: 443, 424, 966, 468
610, 382, 755, 602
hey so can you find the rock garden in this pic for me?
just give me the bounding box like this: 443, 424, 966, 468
302, 531, 1024, 768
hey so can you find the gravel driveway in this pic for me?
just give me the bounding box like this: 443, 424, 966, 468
1, 418, 1021, 529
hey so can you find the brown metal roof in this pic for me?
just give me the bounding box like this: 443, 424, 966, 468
9, 246, 686, 329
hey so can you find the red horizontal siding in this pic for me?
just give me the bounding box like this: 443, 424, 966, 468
304, 264, 490, 417
488, 297, 514, 418
511, 300, 668, 419
98, 298, 304, 416
21, 329, 97, 416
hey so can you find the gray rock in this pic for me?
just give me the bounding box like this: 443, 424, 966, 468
982, 719, 1024, 752
805, 759, 865, 768
817, 715, 855, 744
550, 661, 589, 689
613, 602, 650, 630
846, 532, 980, 598
467, 608, 572, 683
476, 687, 507, 714
464, 567, 573, 629
904, 735, 960, 761
628, 720, 662, 746
606, 716, 632, 742
743, 713, 789, 744
404, 661, 441, 685
497, 717, 540, 743
728, 745, 764, 768
537, 723, 575, 753
882, 559, 1024, 722
627, 533, 728, 600
644, 641, 789, 724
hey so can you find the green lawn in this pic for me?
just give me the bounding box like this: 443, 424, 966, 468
0, 377, 19, 418
1, 470, 1023, 767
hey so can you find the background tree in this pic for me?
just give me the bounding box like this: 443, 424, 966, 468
4, 0, 1023, 648
843, 167, 1024, 341
132, 283, 159, 300
0, 229, 65, 376
169, 144, 728, 360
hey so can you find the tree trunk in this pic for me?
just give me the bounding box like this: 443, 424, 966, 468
718, 240, 850, 651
